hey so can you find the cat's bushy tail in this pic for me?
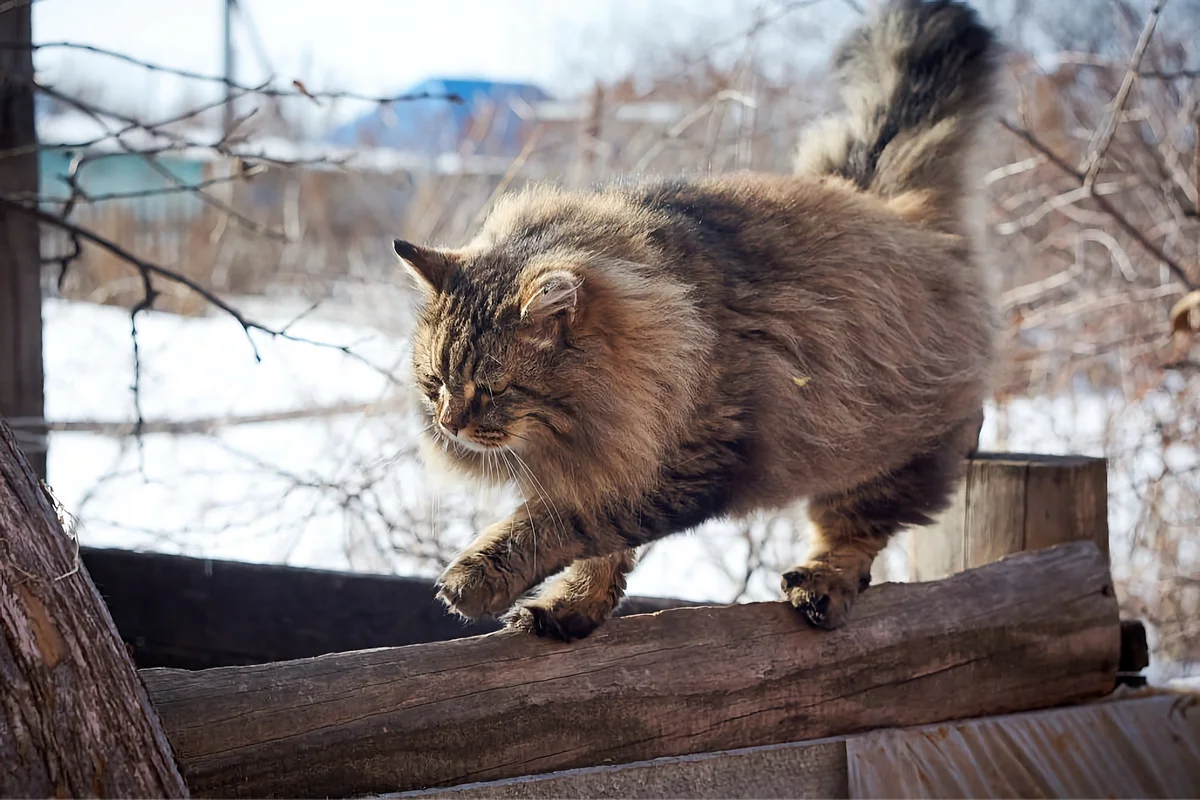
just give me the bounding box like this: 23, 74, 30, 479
794, 0, 1002, 234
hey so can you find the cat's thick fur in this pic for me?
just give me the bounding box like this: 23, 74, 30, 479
395, 0, 1002, 640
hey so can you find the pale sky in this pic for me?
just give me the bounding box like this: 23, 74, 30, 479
31, 0, 789, 124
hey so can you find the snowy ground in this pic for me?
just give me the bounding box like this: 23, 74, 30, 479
39, 295, 1198, 679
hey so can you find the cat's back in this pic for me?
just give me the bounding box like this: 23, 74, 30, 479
620, 171, 974, 296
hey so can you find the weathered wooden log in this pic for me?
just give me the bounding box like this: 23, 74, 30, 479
143, 541, 1119, 798
0, 421, 189, 796
910, 452, 1109, 582
82, 546, 699, 670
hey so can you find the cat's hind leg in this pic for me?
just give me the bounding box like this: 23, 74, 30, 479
783, 431, 969, 629
506, 548, 639, 641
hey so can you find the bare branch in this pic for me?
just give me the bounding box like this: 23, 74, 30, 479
1138, 68, 1200, 80
0, 195, 402, 382
1058, 50, 1200, 80
1079, 0, 1166, 189
34, 80, 290, 240
5, 402, 390, 437
1001, 118, 1196, 291
6, 41, 464, 106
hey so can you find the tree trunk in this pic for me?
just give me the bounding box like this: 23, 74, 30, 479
0, 2, 46, 479
0, 421, 189, 797
144, 541, 1118, 799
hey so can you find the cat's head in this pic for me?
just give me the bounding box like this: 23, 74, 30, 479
396, 236, 586, 458
394, 188, 712, 506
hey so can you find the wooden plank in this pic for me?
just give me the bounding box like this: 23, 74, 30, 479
388, 738, 849, 799
1023, 455, 1109, 561
0, 422, 188, 796
964, 456, 1029, 569
141, 541, 1120, 798
912, 453, 1109, 582
0, 2, 45, 479
846, 693, 1200, 798
81, 546, 698, 670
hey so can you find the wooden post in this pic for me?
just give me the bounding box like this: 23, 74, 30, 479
0, 421, 189, 797
0, 2, 45, 479
910, 453, 1108, 582
143, 542, 1118, 798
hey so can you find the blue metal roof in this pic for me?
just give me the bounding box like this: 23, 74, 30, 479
328, 77, 551, 156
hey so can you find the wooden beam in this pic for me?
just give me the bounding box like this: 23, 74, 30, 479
142, 541, 1119, 799
0, 2, 45, 479
0, 422, 188, 796
910, 453, 1108, 582
81, 546, 699, 670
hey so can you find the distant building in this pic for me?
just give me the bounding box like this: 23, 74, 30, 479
327, 77, 551, 157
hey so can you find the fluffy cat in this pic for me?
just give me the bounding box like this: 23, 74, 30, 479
395, 0, 1002, 641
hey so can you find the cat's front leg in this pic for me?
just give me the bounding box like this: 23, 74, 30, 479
505, 548, 639, 641
436, 506, 582, 620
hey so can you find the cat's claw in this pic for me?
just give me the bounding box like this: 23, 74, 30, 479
781, 562, 865, 630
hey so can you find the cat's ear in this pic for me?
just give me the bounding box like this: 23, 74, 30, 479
520, 269, 581, 325
394, 238, 454, 294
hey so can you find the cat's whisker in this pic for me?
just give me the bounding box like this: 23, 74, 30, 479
499, 448, 535, 579
507, 448, 567, 548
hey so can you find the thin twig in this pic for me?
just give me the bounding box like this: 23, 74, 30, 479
129, 264, 159, 462
1079, 0, 1166, 189
1001, 118, 1195, 291
1056, 50, 1200, 81
0, 82, 263, 162
34, 80, 289, 240
5, 402, 390, 437
469, 124, 546, 231
1138, 68, 1200, 79
0, 195, 402, 382
8, 41, 464, 105
6, 164, 266, 205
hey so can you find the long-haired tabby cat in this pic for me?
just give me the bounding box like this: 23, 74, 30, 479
395, 0, 1001, 641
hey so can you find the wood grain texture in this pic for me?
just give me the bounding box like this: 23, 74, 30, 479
1023, 455, 1109, 560
0, 4, 45, 479
81, 546, 699, 670
0, 422, 189, 796
388, 738, 850, 799
911, 453, 1109, 582
142, 541, 1120, 799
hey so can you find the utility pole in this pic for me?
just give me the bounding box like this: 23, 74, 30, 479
0, 2, 45, 478
223, 0, 236, 137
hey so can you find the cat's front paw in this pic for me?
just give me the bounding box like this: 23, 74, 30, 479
781, 560, 869, 630
436, 553, 524, 619
504, 601, 604, 642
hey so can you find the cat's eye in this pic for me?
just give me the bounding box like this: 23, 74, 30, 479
480, 380, 509, 397
420, 376, 443, 402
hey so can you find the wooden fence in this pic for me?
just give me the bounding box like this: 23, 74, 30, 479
0, 418, 1165, 798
